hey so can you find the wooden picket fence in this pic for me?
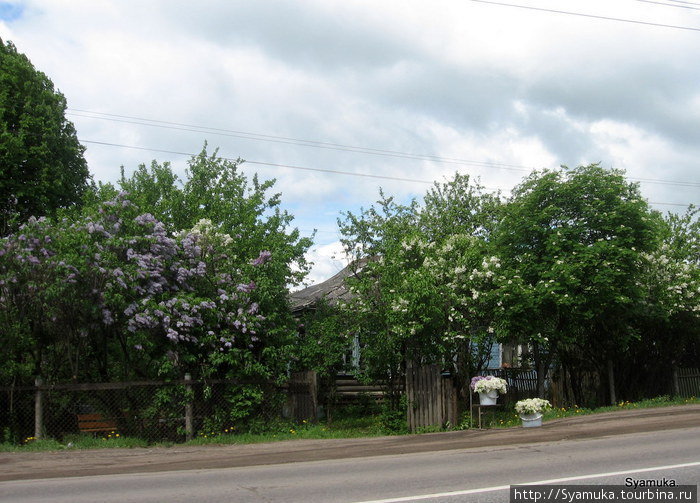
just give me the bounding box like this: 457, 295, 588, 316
676, 368, 700, 398
405, 363, 459, 432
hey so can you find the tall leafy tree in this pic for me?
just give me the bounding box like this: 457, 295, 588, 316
492, 164, 662, 404
0, 38, 90, 234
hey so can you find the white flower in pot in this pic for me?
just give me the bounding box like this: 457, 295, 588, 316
471, 376, 508, 405
515, 398, 552, 427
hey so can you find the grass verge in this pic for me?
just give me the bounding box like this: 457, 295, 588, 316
477, 394, 699, 429
1, 395, 697, 452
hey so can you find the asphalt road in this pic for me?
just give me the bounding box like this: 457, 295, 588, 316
1, 404, 698, 503
1, 426, 698, 503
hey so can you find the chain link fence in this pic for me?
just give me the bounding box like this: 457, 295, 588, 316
1, 377, 289, 445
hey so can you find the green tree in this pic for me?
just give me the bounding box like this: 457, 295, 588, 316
625, 206, 700, 398
0, 38, 90, 234
337, 175, 500, 400
492, 164, 662, 404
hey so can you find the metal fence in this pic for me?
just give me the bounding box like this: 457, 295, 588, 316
1, 377, 286, 445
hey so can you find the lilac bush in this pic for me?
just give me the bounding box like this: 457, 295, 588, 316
0, 191, 283, 385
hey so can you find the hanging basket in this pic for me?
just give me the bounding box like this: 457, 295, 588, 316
478, 390, 499, 405
520, 412, 543, 427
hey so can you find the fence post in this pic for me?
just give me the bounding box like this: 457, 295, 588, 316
672, 367, 680, 396
184, 373, 193, 442
34, 376, 43, 440
607, 360, 617, 405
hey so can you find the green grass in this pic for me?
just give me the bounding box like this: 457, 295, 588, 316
477, 394, 699, 429
1, 395, 697, 452
186, 415, 386, 446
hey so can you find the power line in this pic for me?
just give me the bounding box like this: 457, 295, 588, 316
79, 139, 697, 208
467, 0, 700, 32
664, 0, 700, 7
632, 0, 700, 10
67, 109, 534, 173
81, 139, 435, 185
69, 109, 700, 189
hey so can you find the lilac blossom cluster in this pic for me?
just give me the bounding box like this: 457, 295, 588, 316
0, 194, 271, 357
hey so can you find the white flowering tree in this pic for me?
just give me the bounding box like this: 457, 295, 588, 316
337, 175, 502, 401
628, 206, 700, 396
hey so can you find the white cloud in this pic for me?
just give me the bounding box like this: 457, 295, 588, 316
2, 0, 699, 284
300, 240, 349, 289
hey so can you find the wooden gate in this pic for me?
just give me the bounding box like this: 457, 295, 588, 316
288, 371, 318, 422
406, 362, 459, 432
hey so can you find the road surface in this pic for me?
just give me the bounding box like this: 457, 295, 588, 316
0, 404, 698, 502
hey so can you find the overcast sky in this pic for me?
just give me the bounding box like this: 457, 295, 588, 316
2, 0, 699, 285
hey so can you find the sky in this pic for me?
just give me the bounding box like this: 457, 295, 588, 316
1, 0, 699, 286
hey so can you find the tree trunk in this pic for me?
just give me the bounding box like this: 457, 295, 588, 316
534, 342, 552, 397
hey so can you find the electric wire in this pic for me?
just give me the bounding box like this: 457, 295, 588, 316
79, 139, 697, 208
66, 110, 534, 173
467, 0, 700, 32
632, 0, 700, 10
664, 0, 700, 7
69, 109, 700, 189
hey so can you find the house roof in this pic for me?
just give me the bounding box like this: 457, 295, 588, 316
290, 258, 371, 313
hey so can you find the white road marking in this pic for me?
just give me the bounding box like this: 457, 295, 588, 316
351, 460, 700, 503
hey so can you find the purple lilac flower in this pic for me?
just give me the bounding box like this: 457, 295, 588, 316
250, 250, 272, 266
102, 309, 114, 325
470, 376, 486, 391
236, 281, 256, 293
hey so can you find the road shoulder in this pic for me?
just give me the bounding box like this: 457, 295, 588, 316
1, 403, 698, 482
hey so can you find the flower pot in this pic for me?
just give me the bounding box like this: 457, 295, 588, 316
520, 412, 543, 427
479, 390, 499, 405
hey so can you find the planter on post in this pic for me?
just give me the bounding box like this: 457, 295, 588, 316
471, 376, 507, 406
478, 390, 499, 405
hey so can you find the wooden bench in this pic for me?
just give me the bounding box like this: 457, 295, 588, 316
77, 413, 118, 434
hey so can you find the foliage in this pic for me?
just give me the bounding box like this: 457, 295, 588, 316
378, 406, 409, 434
336, 175, 501, 393
330, 164, 696, 407
293, 300, 356, 377
618, 206, 700, 399
0, 149, 312, 393
0, 38, 90, 235
491, 164, 664, 400
115, 147, 313, 367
